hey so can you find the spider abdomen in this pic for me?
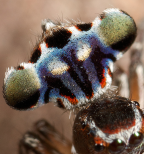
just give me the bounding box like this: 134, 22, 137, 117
3, 8, 137, 110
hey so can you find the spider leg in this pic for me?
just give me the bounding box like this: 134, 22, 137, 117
19, 119, 72, 154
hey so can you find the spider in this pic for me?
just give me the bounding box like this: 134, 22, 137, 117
3, 8, 144, 154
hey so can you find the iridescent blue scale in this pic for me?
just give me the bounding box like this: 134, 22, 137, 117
3, 8, 137, 110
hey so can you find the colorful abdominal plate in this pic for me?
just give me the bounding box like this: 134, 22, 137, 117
3, 8, 137, 110
73, 96, 144, 154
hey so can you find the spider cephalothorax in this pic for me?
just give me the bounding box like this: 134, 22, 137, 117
73, 96, 144, 154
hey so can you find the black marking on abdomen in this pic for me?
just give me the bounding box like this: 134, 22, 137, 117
13, 90, 40, 110
57, 98, 65, 109
91, 46, 116, 85
44, 87, 52, 103
110, 32, 137, 51
62, 51, 93, 99
45, 29, 72, 49
45, 76, 77, 103
75, 23, 92, 31
29, 47, 41, 63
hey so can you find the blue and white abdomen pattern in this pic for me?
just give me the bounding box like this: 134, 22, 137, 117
3, 8, 137, 110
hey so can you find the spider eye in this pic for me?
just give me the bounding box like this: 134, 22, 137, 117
95, 144, 105, 152
108, 139, 126, 153
129, 132, 143, 147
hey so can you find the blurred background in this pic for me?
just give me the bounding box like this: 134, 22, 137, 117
0, 0, 144, 154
